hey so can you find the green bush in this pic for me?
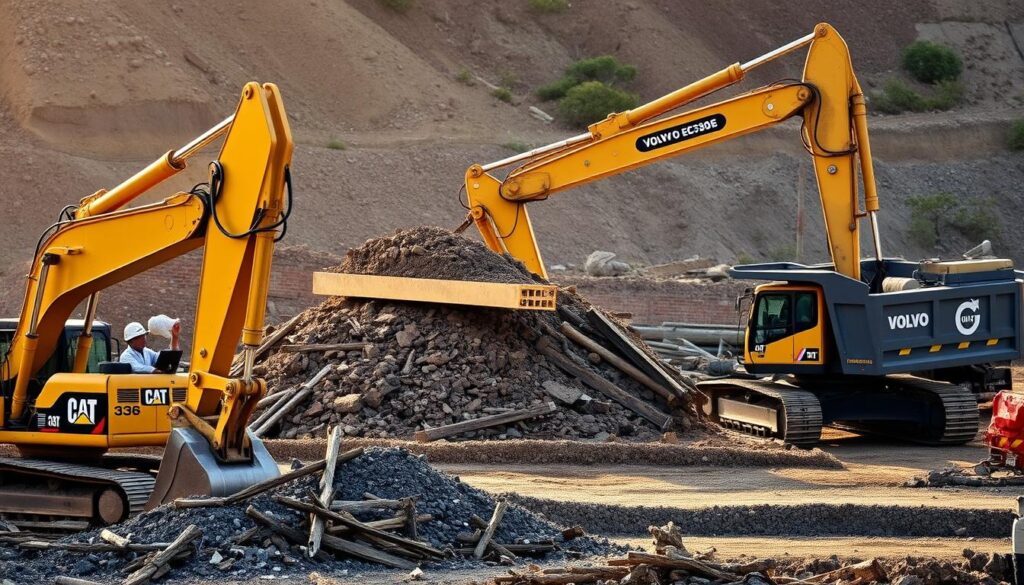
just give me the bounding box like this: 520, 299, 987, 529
492, 87, 513, 103
907, 192, 1000, 249
871, 78, 963, 114
1008, 120, 1024, 151
902, 40, 962, 84
378, 0, 413, 12
528, 0, 569, 13
455, 67, 474, 85
536, 55, 636, 101
871, 79, 928, 114
928, 79, 964, 111
327, 139, 346, 150
558, 81, 639, 128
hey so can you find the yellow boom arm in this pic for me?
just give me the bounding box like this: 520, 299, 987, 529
466, 23, 880, 281
2, 82, 293, 462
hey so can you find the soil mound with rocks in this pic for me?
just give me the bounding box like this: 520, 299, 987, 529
255, 227, 695, 441
0, 448, 615, 583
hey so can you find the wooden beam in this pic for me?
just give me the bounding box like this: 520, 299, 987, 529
308, 426, 344, 557
173, 458, 328, 509
280, 342, 368, 353
413, 402, 557, 442
474, 500, 507, 559
560, 322, 674, 403
123, 524, 202, 585
586, 309, 690, 399
251, 364, 334, 437
313, 272, 557, 311
536, 337, 672, 430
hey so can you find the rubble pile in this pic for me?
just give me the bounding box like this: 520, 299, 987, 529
495, 526, 1015, 585
253, 227, 695, 441
0, 448, 614, 583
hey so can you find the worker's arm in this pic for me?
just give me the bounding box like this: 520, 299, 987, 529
170, 320, 181, 351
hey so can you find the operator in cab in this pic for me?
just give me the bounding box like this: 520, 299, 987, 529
120, 319, 181, 373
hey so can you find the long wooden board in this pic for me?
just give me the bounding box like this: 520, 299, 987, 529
313, 272, 556, 311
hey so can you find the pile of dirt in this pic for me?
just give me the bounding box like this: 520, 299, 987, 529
0, 448, 616, 583
510, 496, 1013, 539
255, 227, 695, 442
772, 549, 1015, 585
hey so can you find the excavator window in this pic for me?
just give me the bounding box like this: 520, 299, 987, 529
753, 294, 792, 346
65, 331, 112, 373
751, 291, 819, 347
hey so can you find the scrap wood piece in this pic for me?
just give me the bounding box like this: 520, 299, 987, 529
18, 541, 170, 553
803, 559, 887, 584
122, 524, 202, 585
331, 498, 412, 513
494, 566, 627, 584
280, 342, 368, 353
474, 500, 508, 559
327, 514, 433, 536
99, 528, 130, 550
609, 552, 738, 582
536, 337, 672, 430
55, 578, 105, 585
230, 314, 300, 377
586, 309, 690, 399
414, 402, 557, 443
308, 426, 344, 557
276, 495, 443, 560
173, 457, 330, 509
560, 322, 674, 403
251, 364, 335, 437
245, 506, 332, 562
469, 514, 517, 560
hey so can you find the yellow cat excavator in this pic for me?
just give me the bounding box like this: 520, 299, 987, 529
464, 23, 1018, 446
0, 82, 291, 527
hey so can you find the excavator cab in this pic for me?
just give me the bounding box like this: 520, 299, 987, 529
743, 285, 826, 372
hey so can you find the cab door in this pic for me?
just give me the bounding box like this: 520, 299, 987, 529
746, 287, 824, 369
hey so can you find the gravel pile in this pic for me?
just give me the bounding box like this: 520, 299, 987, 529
256, 227, 695, 441
0, 448, 615, 583
509, 496, 1014, 538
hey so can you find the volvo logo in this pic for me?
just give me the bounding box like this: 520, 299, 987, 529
955, 299, 981, 335
888, 312, 929, 330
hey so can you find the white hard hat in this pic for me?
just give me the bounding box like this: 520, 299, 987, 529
124, 322, 148, 342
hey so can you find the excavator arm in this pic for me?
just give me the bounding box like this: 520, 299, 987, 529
1, 82, 292, 475
465, 23, 880, 281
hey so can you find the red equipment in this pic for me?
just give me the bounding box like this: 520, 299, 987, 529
987, 390, 1024, 470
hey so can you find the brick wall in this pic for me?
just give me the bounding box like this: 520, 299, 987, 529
558, 276, 751, 326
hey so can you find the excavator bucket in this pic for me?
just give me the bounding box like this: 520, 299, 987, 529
145, 428, 279, 509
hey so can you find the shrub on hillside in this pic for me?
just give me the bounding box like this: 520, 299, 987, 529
907, 192, 1000, 249
378, 0, 413, 13
902, 40, 962, 84
529, 0, 569, 13
1009, 120, 1024, 151
558, 81, 639, 128
871, 78, 963, 114
537, 56, 636, 101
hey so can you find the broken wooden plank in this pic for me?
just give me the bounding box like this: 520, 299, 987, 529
560, 322, 674, 403
277, 496, 443, 559
586, 309, 689, 399
326, 514, 433, 536
330, 498, 410, 513
474, 500, 507, 559
280, 342, 368, 353
122, 524, 202, 585
413, 402, 557, 442
609, 552, 739, 582
99, 528, 129, 549
536, 337, 672, 430
308, 426, 344, 557
469, 514, 517, 560
251, 364, 334, 437
230, 314, 300, 377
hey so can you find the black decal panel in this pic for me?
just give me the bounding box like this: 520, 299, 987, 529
635, 114, 726, 152
35, 393, 108, 435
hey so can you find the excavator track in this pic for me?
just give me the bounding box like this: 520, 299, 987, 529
831, 375, 979, 445
697, 379, 823, 446
0, 457, 155, 531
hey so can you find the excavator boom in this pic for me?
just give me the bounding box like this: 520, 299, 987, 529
465, 23, 879, 281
